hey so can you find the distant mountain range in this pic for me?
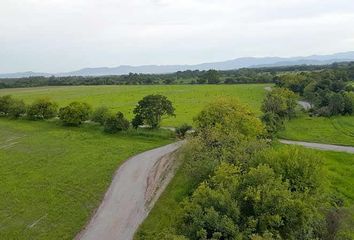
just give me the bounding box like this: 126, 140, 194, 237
1, 51, 354, 78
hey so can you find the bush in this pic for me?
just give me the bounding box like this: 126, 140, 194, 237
195, 97, 265, 141
179, 163, 325, 239
261, 87, 298, 119
8, 99, 26, 119
58, 102, 91, 126
249, 146, 325, 194
261, 112, 283, 136
175, 124, 192, 138
91, 106, 110, 125
133, 94, 175, 129
0, 95, 13, 116
104, 112, 130, 133
27, 98, 58, 120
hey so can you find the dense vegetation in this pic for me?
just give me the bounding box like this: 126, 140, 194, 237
136, 98, 353, 240
261, 88, 298, 135
276, 68, 354, 117
1, 61, 353, 89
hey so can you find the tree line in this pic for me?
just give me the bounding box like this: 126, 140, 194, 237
0, 94, 176, 133
276, 69, 354, 117
3, 61, 353, 89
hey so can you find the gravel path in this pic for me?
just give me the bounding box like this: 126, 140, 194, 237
76, 141, 184, 240
279, 139, 354, 154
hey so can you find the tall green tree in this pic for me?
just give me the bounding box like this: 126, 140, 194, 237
132, 94, 175, 129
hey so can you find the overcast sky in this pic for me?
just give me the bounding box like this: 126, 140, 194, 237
1, 0, 354, 73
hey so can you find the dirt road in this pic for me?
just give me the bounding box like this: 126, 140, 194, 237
279, 139, 354, 154
76, 141, 184, 240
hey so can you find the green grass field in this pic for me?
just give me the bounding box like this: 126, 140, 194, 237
0, 118, 173, 240
0, 84, 269, 126
278, 114, 354, 146
135, 145, 354, 239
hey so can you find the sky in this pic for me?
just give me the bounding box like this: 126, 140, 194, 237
1, 0, 354, 73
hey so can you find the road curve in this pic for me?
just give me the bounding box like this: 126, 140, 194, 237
76, 141, 184, 240
279, 139, 354, 154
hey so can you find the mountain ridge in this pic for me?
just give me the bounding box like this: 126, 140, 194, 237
1, 51, 354, 78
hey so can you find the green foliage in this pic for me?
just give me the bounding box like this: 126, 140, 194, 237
27, 98, 58, 120
133, 94, 175, 129
250, 146, 325, 194
0, 95, 13, 116
343, 92, 354, 115
58, 102, 91, 126
8, 99, 26, 119
195, 97, 265, 139
261, 88, 298, 119
203, 69, 221, 84
261, 88, 298, 135
260, 112, 283, 136
91, 106, 110, 125
179, 162, 326, 239
278, 70, 354, 117
187, 98, 266, 183
175, 124, 192, 138
104, 112, 130, 133
132, 114, 144, 129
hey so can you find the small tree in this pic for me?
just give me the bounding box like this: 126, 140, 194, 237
0, 95, 13, 116
175, 123, 193, 138
261, 88, 298, 119
8, 99, 26, 119
104, 112, 130, 133
27, 98, 58, 120
132, 94, 175, 129
58, 102, 91, 126
91, 106, 110, 125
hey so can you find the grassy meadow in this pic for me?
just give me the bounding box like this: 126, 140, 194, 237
0, 84, 269, 126
278, 114, 354, 146
0, 118, 173, 240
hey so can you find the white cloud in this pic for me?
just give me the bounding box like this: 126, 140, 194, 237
0, 0, 354, 72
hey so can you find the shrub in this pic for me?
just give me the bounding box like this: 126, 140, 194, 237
179, 163, 325, 239
91, 106, 110, 125
104, 112, 130, 133
131, 114, 143, 129
261, 87, 298, 119
8, 99, 26, 119
261, 112, 283, 136
27, 98, 58, 120
175, 124, 192, 138
132, 94, 175, 129
194, 97, 265, 141
0, 95, 13, 116
58, 102, 91, 126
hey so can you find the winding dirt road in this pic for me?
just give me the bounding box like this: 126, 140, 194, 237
76, 141, 184, 240
279, 139, 354, 154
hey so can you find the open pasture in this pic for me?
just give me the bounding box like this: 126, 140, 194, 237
0, 84, 269, 126
279, 114, 354, 147
0, 118, 173, 240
